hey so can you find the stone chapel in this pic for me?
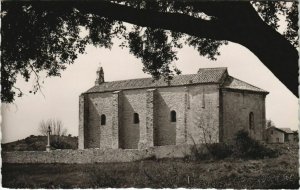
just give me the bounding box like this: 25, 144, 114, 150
78, 67, 268, 149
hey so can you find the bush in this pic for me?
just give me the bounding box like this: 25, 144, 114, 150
189, 130, 279, 161
187, 143, 233, 160
233, 130, 279, 159
190, 145, 210, 160
208, 143, 233, 160
51, 140, 72, 149
24, 137, 34, 144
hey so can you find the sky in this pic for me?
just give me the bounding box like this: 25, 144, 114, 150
1, 39, 299, 143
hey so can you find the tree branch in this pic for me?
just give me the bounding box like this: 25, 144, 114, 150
28, 62, 45, 98
12, 85, 23, 96
79, 1, 297, 97
74, 1, 226, 41
13, 1, 300, 97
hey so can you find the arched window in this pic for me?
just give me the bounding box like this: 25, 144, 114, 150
249, 112, 254, 130
133, 113, 139, 124
170, 110, 176, 122
101, 114, 106, 125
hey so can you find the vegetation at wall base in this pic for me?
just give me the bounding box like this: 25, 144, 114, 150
188, 130, 280, 161
233, 130, 279, 159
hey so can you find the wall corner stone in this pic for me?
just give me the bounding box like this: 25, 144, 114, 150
112, 91, 121, 149
138, 88, 156, 149
79, 94, 86, 149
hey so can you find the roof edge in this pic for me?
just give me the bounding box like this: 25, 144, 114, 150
267, 127, 294, 134
222, 76, 269, 94
221, 87, 269, 95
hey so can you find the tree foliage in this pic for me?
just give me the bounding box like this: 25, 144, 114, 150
1, 1, 298, 103
253, 1, 298, 46
266, 119, 275, 129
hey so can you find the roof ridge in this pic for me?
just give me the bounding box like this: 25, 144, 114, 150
274, 127, 293, 133
198, 67, 227, 70
103, 77, 152, 83
85, 67, 241, 94
102, 73, 199, 84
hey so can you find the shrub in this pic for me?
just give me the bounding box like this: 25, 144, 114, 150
233, 130, 279, 159
24, 137, 34, 144
190, 145, 210, 160
51, 141, 72, 149
188, 142, 233, 160
208, 143, 233, 160
189, 130, 279, 161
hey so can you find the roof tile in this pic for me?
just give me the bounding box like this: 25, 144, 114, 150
86, 67, 227, 93
85, 67, 268, 94
278, 128, 294, 134
222, 76, 268, 93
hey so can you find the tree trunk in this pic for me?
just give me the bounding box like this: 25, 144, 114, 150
239, 25, 298, 97
225, 13, 298, 97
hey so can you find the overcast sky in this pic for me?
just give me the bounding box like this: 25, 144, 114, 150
1, 39, 298, 143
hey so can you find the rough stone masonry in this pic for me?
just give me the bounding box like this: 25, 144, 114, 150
79, 67, 268, 150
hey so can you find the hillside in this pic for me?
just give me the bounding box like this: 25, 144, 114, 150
2, 135, 78, 151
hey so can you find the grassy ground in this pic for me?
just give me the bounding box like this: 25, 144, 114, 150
2, 143, 299, 189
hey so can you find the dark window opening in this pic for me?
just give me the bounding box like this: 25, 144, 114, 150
285, 134, 289, 142
171, 110, 176, 122
134, 113, 139, 124
101, 114, 106, 125
249, 112, 254, 130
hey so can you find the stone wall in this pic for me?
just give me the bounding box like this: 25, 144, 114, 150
86, 92, 114, 148
221, 90, 266, 142
186, 84, 220, 144
120, 90, 146, 149
2, 144, 205, 164
78, 94, 85, 149
111, 91, 121, 149
82, 83, 267, 149
266, 128, 285, 143
81, 84, 223, 149
155, 87, 186, 146
139, 89, 155, 149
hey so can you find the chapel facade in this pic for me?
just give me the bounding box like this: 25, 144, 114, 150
78, 67, 268, 149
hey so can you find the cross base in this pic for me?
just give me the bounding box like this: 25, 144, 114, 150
46, 145, 51, 152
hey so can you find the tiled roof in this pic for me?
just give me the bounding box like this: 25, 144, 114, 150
221, 76, 268, 94
86, 67, 228, 93
278, 128, 294, 134
268, 127, 294, 134
85, 67, 268, 94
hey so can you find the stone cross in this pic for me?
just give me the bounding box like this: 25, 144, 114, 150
46, 126, 51, 152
